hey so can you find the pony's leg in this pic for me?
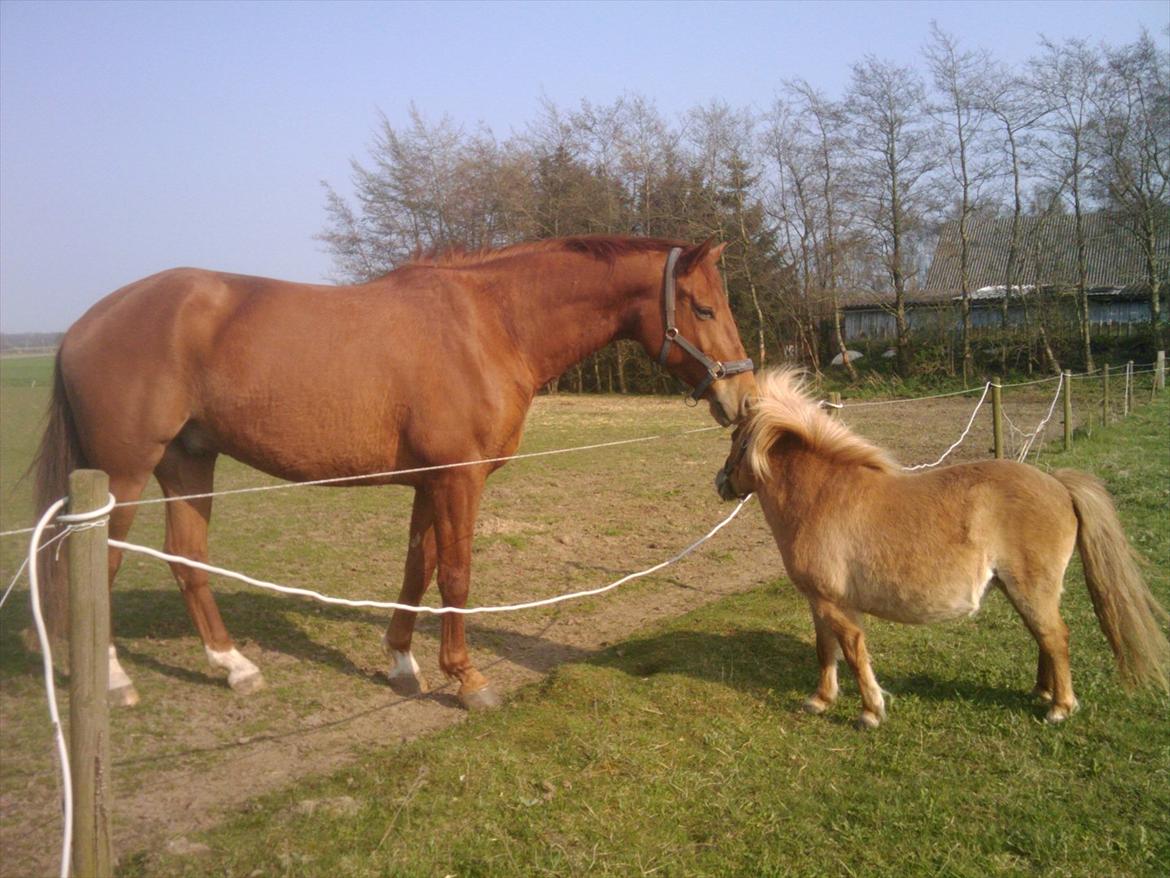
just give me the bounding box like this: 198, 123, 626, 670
105, 472, 152, 707
430, 470, 500, 711
814, 600, 885, 729
383, 487, 437, 696
154, 446, 264, 695
804, 610, 841, 715
998, 574, 1077, 722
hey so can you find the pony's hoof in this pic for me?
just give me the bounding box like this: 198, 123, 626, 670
388, 671, 429, 698
108, 684, 140, 708
229, 670, 266, 695
1045, 700, 1078, 724
803, 696, 831, 715
1032, 686, 1053, 703
459, 684, 502, 712
854, 712, 882, 731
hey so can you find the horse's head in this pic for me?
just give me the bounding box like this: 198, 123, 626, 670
652, 240, 756, 427
715, 421, 755, 501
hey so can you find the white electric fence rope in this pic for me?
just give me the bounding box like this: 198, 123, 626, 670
899, 382, 992, 472
1013, 372, 1066, 462
107, 494, 754, 616
0, 425, 724, 539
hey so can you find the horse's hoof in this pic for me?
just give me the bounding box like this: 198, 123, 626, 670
229, 670, 266, 695
854, 712, 881, 731
388, 672, 429, 698
459, 684, 502, 712
108, 684, 140, 708
803, 697, 830, 715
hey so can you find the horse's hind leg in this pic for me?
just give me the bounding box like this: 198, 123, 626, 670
804, 608, 841, 715
813, 599, 885, 729
383, 487, 437, 696
105, 472, 153, 707
155, 444, 264, 694
998, 572, 1076, 723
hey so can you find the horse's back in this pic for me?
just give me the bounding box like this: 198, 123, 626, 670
57, 267, 526, 481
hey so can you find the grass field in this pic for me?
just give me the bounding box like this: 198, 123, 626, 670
1, 355, 1166, 877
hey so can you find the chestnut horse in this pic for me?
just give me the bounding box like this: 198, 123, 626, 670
716, 368, 1170, 728
35, 236, 755, 709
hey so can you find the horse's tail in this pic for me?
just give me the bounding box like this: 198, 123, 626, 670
30, 350, 88, 643
1055, 469, 1170, 692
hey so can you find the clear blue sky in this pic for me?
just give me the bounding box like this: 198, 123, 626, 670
1, 0, 1165, 332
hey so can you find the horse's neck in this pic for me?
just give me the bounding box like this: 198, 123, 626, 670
500, 254, 657, 389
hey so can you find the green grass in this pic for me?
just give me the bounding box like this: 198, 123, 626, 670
126, 395, 1170, 878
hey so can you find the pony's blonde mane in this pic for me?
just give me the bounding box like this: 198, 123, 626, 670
745, 368, 899, 480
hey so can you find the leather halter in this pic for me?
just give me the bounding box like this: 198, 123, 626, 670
656, 247, 755, 402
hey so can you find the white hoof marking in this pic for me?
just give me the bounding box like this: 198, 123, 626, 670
108, 644, 134, 692
205, 646, 264, 692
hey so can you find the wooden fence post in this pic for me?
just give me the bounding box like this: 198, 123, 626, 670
992, 379, 1004, 459
1063, 371, 1072, 452
68, 469, 114, 878
1125, 361, 1133, 416
1102, 364, 1111, 426
828, 391, 841, 417
1157, 350, 1165, 392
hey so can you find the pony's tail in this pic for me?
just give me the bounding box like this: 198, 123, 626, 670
29, 350, 87, 645
1055, 469, 1170, 693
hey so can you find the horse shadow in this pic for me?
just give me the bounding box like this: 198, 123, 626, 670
102, 587, 593, 691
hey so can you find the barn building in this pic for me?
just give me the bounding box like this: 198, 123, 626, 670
840, 213, 1169, 341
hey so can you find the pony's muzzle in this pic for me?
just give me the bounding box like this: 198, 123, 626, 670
715, 467, 738, 502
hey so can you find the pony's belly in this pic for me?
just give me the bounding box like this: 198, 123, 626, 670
854, 571, 995, 624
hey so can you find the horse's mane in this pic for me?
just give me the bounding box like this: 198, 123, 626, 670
407, 235, 687, 269
745, 368, 899, 480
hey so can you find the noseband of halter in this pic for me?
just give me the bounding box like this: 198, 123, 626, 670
656, 247, 755, 402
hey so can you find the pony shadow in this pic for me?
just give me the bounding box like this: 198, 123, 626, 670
882, 670, 1037, 715
589, 627, 818, 708
589, 627, 1041, 723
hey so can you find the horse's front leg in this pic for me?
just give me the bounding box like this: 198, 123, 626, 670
384, 487, 438, 696
804, 609, 841, 715
431, 470, 501, 711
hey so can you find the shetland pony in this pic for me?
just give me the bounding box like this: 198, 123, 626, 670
716, 369, 1170, 728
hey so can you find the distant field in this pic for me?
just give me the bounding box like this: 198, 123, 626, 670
1, 354, 1164, 876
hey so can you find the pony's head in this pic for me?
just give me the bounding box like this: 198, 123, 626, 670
651, 239, 756, 427
715, 368, 897, 501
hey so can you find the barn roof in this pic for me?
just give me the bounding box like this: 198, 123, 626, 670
922, 212, 1168, 300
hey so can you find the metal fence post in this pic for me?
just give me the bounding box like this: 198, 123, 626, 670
68, 469, 114, 878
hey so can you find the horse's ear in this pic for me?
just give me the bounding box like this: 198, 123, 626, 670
677, 238, 726, 275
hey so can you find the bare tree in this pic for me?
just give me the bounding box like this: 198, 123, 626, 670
1093, 31, 1170, 339
845, 56, 938, 375
926, 23, 996, 383
1030, 37, 1106, 370
978, 60, 1053, 371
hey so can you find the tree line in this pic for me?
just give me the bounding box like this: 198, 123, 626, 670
320, 26, 1168, 390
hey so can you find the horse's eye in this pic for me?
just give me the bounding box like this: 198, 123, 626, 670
694, 304, 715, 320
